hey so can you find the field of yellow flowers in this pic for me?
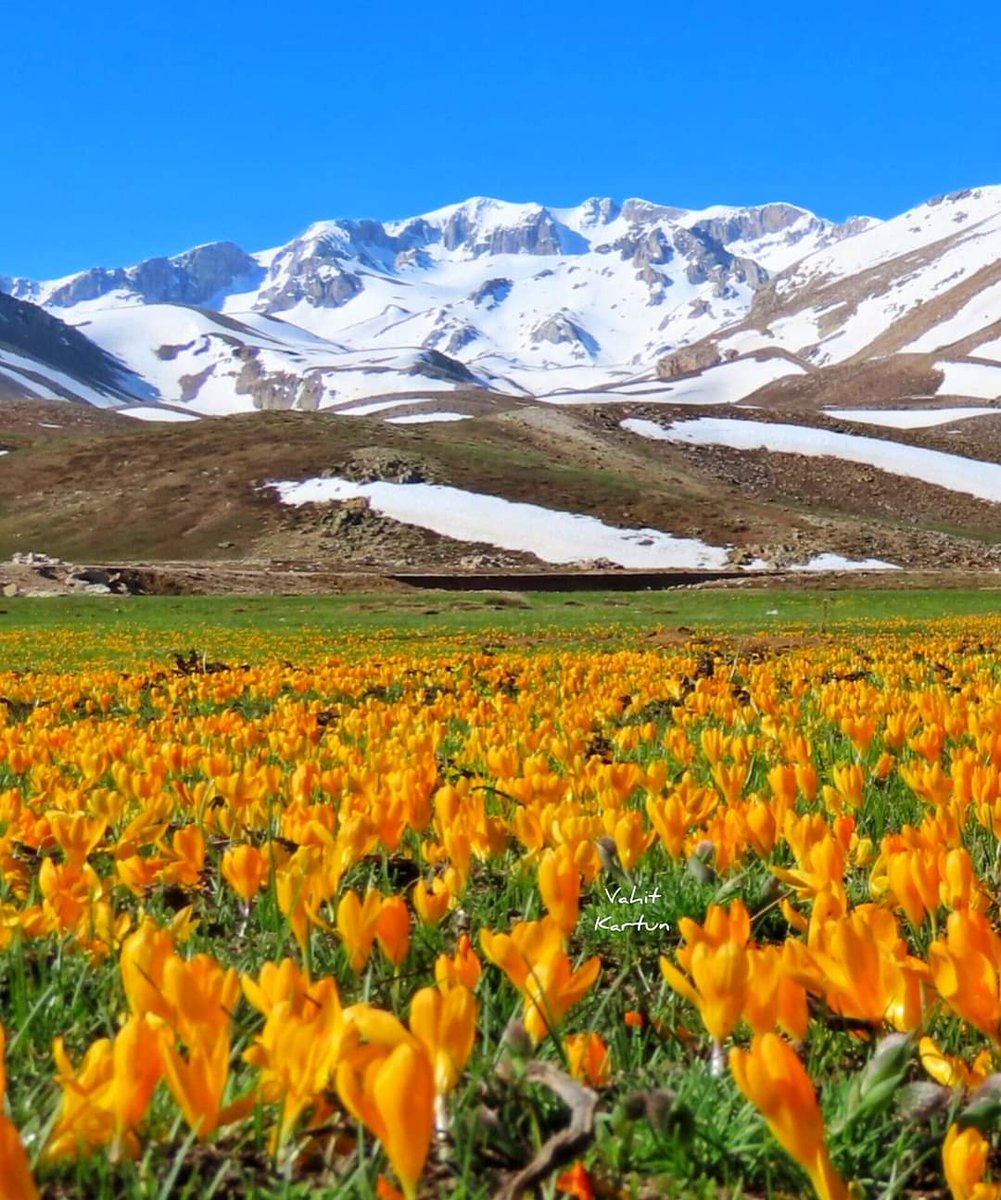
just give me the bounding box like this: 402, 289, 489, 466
3, 604, 1001, 1198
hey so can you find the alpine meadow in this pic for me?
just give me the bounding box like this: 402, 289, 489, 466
6, 2, 1001, 1197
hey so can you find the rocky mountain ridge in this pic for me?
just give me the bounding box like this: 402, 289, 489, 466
6, 188, 1001, 419
0, 196, 871, 413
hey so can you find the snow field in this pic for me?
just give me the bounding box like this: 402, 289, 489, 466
271, 477, 730, 569
823, 406, 999, 429
623, 416, 1001, 503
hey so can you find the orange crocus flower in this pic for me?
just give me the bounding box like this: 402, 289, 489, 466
480, 917, 564, 991
159, 953, 241, 1046
829, 761, 865, 810
408, 984, 478, 1095
556, 1160, 597, 1200
160, 1030, 252, 1139
942, 1122, 1001, 1200
743, 943, 810, 1040
661, 939, 749, 1044
48, 811, 106, 868
929, 909, 1001, 1041
0, 1114, 39, 1200
565, 1031, 611, 1086
675, 900, 751, 967
241, 956, 315, 1017
807, 904, 927, 1031
336, 1042, 436, 1200
539, 844, 581, 935
481, 917, 600, 1044
730, 1033, 847, 1200
120, 917, 176, 1023
243, 975, 349, 1146
434, 933, 482, 991
47, 1015, 163, 1160
413, 876, 452, 925
336, 888, 384, 972
221, 843, 269, 902
919, 1037, 992, 1092
0, 1026, 39, 1199
375, 895, 411, 967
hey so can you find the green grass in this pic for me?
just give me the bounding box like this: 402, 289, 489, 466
2, 592, 1001, 1196
3, 585, 1001, 671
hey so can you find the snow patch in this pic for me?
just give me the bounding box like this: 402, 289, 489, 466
117, 406, 201, 423
936, 360, 1001, 400
385, 412, 473, 424
0, 346, 126, 407
623, 415, 1001, 503
544, 356, 806, 407
789, 553, 900, 572
270, 477, 730, 569
903, 278, 1001, 353
823, 406, 999, 428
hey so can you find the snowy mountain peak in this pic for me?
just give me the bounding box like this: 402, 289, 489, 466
7, 241, 259, 314
0, 190, 937, 417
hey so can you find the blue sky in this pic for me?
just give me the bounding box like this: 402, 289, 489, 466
4, 0, 1000, 278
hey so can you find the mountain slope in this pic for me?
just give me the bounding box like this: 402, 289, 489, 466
0, 291, 154, 407
0, 197, 871, 414
5, 398, 1001, 576
674, 186, 1001, 407
12, 187, 1001, 420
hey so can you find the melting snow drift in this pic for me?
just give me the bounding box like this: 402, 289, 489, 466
790, 553, 899, 572
623, 416, 1001, 503
384, 412, 473, 424
117, 406, 201, 423
271, 477, 730, 569
823, 407, 999, 429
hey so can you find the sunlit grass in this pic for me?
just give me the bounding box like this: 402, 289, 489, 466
1, 599, 1001, 1195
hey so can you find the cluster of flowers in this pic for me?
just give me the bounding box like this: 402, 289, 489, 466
1, 630, 1001, 1196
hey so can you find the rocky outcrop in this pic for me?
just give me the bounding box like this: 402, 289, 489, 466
469, 278, 512, 308
688, 205, 874, 262
443, 204, 564, 257
530, 313, 599, 358
234, 351, 324, 411
656, 341, 734, 379
632, 228, 674, 268
422, 315, 481, 355
690, 203, 810, 247
0, 553, 145, 596
620, 199, 687, 224
672, 228, 761, 295
325, 448, 440, 484
406, 349, 481, 385
597, 221, 768, 304
577, 197, 621, 227
394, 246, 433, 270
42, 242, 258, 309
256, 232, 364, 312
636, 264, 672, 289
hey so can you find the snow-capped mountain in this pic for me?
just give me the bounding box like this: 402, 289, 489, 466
11, 186, 1001, 421
0, 290, 153, 407
0, 196, 871, 415
676, 187, 1001, 407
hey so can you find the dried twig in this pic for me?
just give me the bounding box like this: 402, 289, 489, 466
501, 1061, 598, 1200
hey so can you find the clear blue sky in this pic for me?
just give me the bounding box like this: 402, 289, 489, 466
4, 0, 1000, 279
